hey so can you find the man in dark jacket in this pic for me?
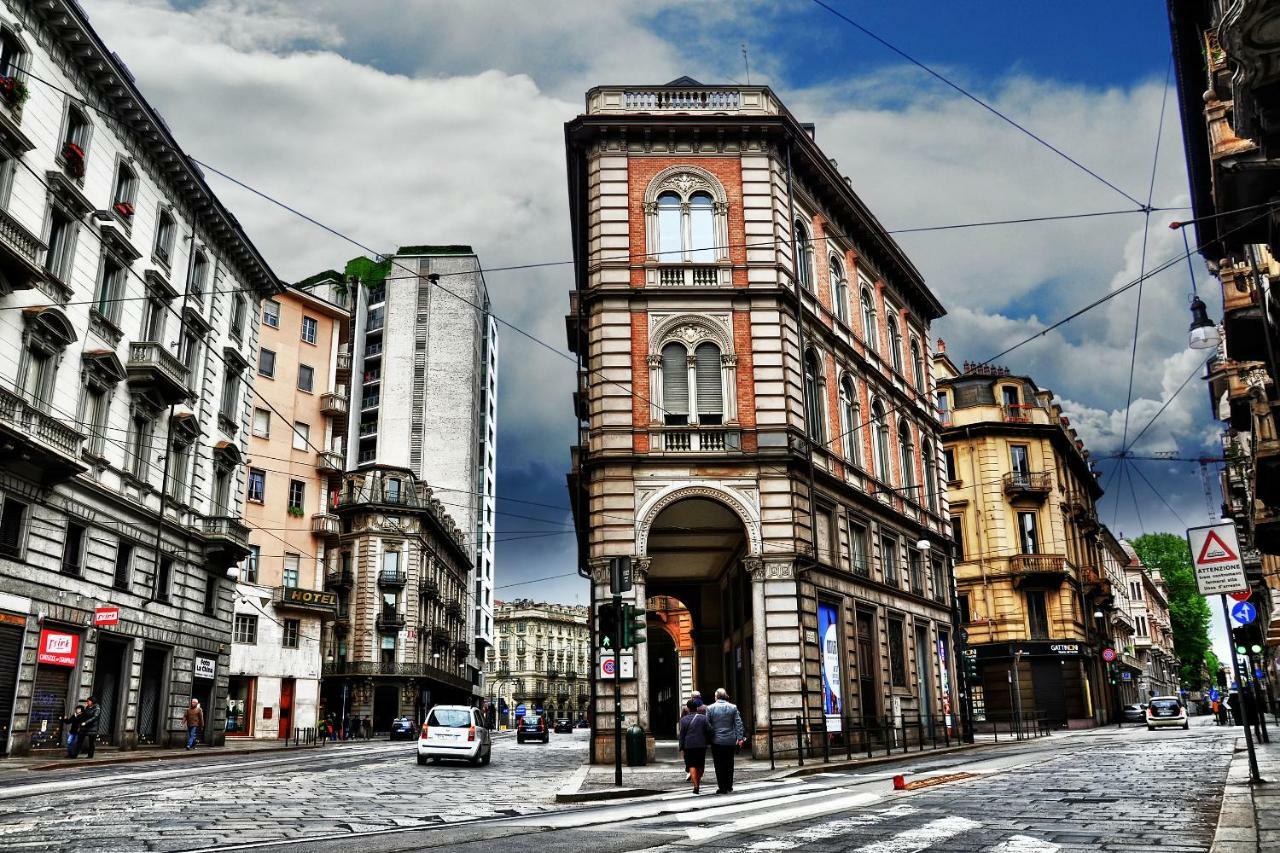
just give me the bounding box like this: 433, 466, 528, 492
75, 697, 101, 758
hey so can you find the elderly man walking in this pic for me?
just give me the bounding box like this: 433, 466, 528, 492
703, 688, 745, 794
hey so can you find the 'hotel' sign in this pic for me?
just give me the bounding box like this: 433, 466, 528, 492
278, 587, 338, 612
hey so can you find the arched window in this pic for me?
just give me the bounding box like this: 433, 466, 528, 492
803, 349, 825, 441
872, 399, 892, 483
886, 314, 903, 373
112, 162, 137, 220
830, 256, 848, 323
910, 337, 925, 392
794, 219, 814, 291
922, 440, 938, 512
657, 192, 682, 258
839, 373, 861, 466
898, 420, 915, 493
694, 342, 723, 425
861, 286, 878, 352
689, 192, 715, 263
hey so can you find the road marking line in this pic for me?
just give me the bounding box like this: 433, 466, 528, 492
675, 786, 862, 821
717, 805, 919, 853
850, 815, 980, 853
987, 835, 1061, 853
685, 791, 882, 840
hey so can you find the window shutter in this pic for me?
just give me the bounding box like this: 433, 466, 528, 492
694, 343, 722, 416
662, 344, 689, 414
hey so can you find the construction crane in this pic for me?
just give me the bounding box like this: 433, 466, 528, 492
1102, 451, 1225, 521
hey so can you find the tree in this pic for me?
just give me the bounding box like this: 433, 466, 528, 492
1131, 533, 1214, 689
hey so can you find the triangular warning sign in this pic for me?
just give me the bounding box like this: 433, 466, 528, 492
1197, 530, 1239, 565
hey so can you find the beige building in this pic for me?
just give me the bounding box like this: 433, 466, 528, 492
1121, 542, 1179, 699
565, 79, 956, 761
487, 600, 590, 724
229, 283, 349, 738
936, 356, 1119, 727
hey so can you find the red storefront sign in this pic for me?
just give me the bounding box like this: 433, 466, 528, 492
94, 606, 120, 627
37, 629, 79, 667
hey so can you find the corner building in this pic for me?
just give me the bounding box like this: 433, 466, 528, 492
565, 80, 955, 760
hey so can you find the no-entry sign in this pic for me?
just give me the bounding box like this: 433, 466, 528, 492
1186, 522, 1248, 596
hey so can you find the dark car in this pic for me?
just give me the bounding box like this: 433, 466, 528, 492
553, 718, 574, 734
389, 717, 416, 740
517, 713, 550, 744
1122, 704, 1146, 724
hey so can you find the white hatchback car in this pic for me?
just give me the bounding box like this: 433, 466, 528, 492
1145, 695, 1189, 730
417, 705, 492, 765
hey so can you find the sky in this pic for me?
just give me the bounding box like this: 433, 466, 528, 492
80, 1, 1227, 616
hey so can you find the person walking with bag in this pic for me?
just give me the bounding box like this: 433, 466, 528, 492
703, 688, 745, 794
63, 704, 83, 759
75, 696, 101, 758
184, 698, 205, 750
678, 699, 712, 794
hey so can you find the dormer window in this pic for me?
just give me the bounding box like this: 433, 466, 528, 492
112, 162, 137, 221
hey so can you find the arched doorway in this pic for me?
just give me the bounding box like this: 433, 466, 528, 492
643, 496, 755, 731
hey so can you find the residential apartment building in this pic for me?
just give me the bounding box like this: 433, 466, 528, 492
1168, 2, 1280, 658
935, 356, 1120, 727
565, 79, 956, 761
228, 284, 348, 739
486, 600, 590, 725
321, 466, 475, 731
0, 2, 278, 754
1099, 529, 1142, 707
1121, 541, 1179, 699
319, 248, 496, 706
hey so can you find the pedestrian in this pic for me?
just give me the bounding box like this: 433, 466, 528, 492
75, 696, 101, 758
63, 704, 83, 759
703, 688, 746, 795
363, 716, 372, 740
678, 699, 712, 794
184, 698, 204, 750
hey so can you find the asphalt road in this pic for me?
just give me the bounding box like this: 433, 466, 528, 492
0, 719, 1242, 853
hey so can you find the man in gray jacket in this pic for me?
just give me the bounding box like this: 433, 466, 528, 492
702, 688, 745, 794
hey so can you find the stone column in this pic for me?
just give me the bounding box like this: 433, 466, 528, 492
761, 556, 802, 757
631, 557, 653, 759
745, 555, 768, 756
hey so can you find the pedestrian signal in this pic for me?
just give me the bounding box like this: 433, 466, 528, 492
621, 603, 647, 648
597, 603, 619, 649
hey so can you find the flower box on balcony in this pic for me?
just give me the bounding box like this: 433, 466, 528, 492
62, 142, 86, 178
0, 75, 28, 107
113, 201, 135, 219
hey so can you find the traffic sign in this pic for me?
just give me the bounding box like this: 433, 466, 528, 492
1102, 647, 1117, 662
1230, 590, 1253, 603
1209, 688, 1220, 702
515, 704, 526, 716
1232, 601, 1258, 625
597, 651, 634, 679
1187, 522, 1248, 596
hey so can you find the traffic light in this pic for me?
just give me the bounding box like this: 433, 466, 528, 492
962, 652, 980, 685
621, 603, 647, 648
597, 603, 619, 649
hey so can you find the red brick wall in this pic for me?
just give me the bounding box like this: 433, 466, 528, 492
632, 311, 650, 452
732, 309, 757, 452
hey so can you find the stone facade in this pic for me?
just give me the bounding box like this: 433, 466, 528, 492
486, 600, 590, 724
1121, 541, 1179, 699
0, 1, 278, 754
565, 80, 956, 761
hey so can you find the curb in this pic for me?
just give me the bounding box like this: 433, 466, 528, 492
22, 738, 387, 772
1209, 737, 1259, 853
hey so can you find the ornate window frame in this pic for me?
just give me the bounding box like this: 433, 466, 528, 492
647, 313, 737, 425
643, 165, 730, 282
18, 306, 76, 411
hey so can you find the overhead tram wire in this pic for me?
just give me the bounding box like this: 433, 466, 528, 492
806, 0, 1145, 208
1126, 459, 1187, 528
1122, 355, 1214, 454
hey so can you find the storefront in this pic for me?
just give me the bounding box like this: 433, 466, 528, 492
0, 607, 26, 755
31, 627, 81, 750
137, 645, 168, 745
226, 676, 255, 736
971, 640, 1097, 728
191, 654, 218, 745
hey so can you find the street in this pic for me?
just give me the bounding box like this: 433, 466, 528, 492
0, 720, 1240, 852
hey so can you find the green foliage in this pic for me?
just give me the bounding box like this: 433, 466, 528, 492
1130, 533, 1214, 689
343, 255, 392, 289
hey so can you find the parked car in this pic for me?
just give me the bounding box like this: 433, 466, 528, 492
1145, 696, 1189, 731
389, 717, 416, 740
417, 705, 492, 765
1122, 704, 1146, 724
553, 718, 574, 734
517, 712, 550, 743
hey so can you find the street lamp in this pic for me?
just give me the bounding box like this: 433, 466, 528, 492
1188, 294, 1221, 350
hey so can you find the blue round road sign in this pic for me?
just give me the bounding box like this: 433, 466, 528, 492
1232, 601, 1257, 625
515, 704, 526, 716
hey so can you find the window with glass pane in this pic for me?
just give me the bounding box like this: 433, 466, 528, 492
881, 535, 899, 584
911, 339, 925, 391
831, 256, 847, 322
861, 287, 878, 351
95, 257, 126, 322
887, 618, 907, 686
263, 299, 280, 327
230, 296, 246, 340
127, 414, 153, 480
258, 349, 275, 378
168, 436, 191, 502
247, 468, 265, 503
219, 371, 240, 422
287, 480, 305, 513
283, 554, 299, 588
179, 329, 200, 375
803, 350, 825, 440
1002, 385, 1020, 407
282, 619, 300, 649
930, 557, 946, 601
923, 441, 937, 510
61, 523, 85, 575
872, 400, 892, 483
45, 207, 76, 281
849, 519, 869, 576
839, 375, 860, 465
694, 342, 723, 424
887, 315, 903, 372
301, 316, 318, 344
112, 540, 131, 589
794, 219, 813, 290
943, 448, 956, 483
1010, 445, 1030, 478
154, 209, 175, 266
689, 193, 715, 262
1018, 511, 1039, 554
188, 251, 208, 301
898, 421, 915, 490
292, 421, 309, 450
140, 297, 166, 343
297, 364, 314, 392
815, 506, 833, 563
661, 342, 689, 425
243, 545, 259, 584
252, 408, 270, 437
233, 614, 258, 644
656, 192, 681, 258
1026, 591, 1049, 639
81, 384, 108, 455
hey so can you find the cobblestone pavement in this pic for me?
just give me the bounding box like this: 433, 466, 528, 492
0, 731, 588, 852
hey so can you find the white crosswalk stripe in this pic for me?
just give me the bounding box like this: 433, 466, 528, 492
849, 816, 981, 853
986, 835, 1060, 853
716, 805, 919, 853
684, 791, 883, 841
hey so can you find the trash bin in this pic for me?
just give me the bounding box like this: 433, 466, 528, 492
625, 724, 646, 766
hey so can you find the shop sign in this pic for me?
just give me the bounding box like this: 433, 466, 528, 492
37, 629, 79, 666
193, 655, 217, 680
94, 606, 120, 627
1048, 643, 1081, 656
277, 587, 337, 612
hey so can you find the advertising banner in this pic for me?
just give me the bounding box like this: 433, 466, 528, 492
937, 638, 954, 733
818, 601, 843, 732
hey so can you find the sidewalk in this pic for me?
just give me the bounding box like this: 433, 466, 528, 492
1210, 728, 1280, 852
0, 734, 379, 772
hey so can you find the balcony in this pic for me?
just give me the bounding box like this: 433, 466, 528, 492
1002, 471, 1051, 501
653, 426, 741, 453
325, 568, 353, 590
1219, 261, 1277, 364
653, 264, 723, 287
336, 345, 352, 374
446, 601, 464, 619
316, 450, 343, 474
376, 609, 406, 632
1010, 554, 1070, 587
321, 387, 348, 417
272, 585, 338, 617
589, 85, 767, 114
0, 207, 46, 297
202, 516, 252, 567
321, 660, 471, 691
311, 512, 340, 539
421, 578, 440, 600
1001, 404, 1038, 424
126, 341, 191, 405
378, 569, 407, 588
430, 626, 450, 645
0, 386, 86, 483
452, 640, 469, 660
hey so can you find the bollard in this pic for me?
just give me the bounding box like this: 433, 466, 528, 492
892, 774, 906, 790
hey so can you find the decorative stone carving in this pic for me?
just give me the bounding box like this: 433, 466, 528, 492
649, 313, 733, 353
742, 555, 765, 581
762, 558, 796, 580
588, 558, 612, 587
646, 354, 662, 367
642, 164, 728, 205
631, 556, 652, 582
636, 483, 761, 556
